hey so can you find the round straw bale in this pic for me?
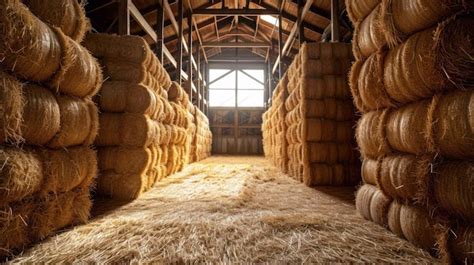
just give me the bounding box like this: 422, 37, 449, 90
356, 184, 378, 221
336, 122, 353, 143
383, 28, 445, 105
348, 60, 366, 113
308, 143, 338, 163
449, 225, 474, 264
48, 96, 98, 149
385, 100, 430, 154
0, 71, 24, 144
387, 201, 404, 238
99, 81, 159, 116
353, 5, 386, 59
22, 84, 61, 145
357, 51, 394, 111
381, 0, 459, 47
369, 186, 392, 226
39, 146, 97, 195
0, 148, 43, 205
433, 90, 474, 158
0, 200, 33, 255
104, 60, 148, 84
96, 171, 147, 201
300, 58, 351, 77
0, 0, 61, 81
306, 119, 336, 142
356, 110, 391, 159
98, 147, 152, 174
23, 0, 89, 42
168, 82, 185, 102
51, 33, 103, 98
433, 161, 474, 221
71, 188, 92, 225
379, 154, 431, 200
345, 0, 380, 23
400, 204, 438, 251
84, 33, 149, 63
361, 158, 379, 185
336, 101, 354, 121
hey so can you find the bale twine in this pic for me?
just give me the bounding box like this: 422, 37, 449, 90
0, 148, 43, 205
38, 146, 97, 195
99, 81, 159, 116
385, 100, 431, 154
0, 200, 33, 256
0, 0, 61, 82
361, 158, 379, 185
23, 0, 89, 42
48, 96, 98, 149
356, 110, 391, 158
22, 84, 61, 146
0, 71, 25, 144
345, 0, 381, 23
98, 147, 152, 174
50, 32, 103, 98
353, 5, 386, 59
378, 154, 431, 200
387, 201, 404, 238
399, 204, 438, 251
380, 0, 461, 47
433, 161, 474, 221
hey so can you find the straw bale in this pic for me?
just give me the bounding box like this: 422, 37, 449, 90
48, 96, 98, 149
387, 201, 404, 238
300, 42, 353, 60
22, 84, 61, 146
361, 158, 379, 185
0, 200, 33, 256
305, 163, 360, 186
0, 71, 25, 144
345, 0, 380, 23
306, 120, 352, 142
353, 5, 386, 59
84, 33, 150, 64
50, 32, 103, 98
299, 58, 352, 77
356, 110, 391, 158
0, 148, 43, 205
356, 184, 379, 221
449, 225, 474, 264
99, 81, 160, 117
96, 113, 159, 147
96, 171, 149, 201
0, 0, 61, 81
369, 186, 392, 226
98, 147, 152, 175
23, 0, 89, 42
399, 204, 438, 251
39, 146, 97, 195
433, 161, 474, 221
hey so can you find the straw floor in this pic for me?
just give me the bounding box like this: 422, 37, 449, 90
9, 156, 437, 263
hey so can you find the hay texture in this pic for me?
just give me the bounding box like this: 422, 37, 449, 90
269, 42, 359, 186
7, 156, 437, 263
23, 0, 90, 42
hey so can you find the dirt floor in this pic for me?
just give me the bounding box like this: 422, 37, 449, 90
10, 156, 437, 263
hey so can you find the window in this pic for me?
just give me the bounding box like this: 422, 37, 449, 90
209, 67, 265, 108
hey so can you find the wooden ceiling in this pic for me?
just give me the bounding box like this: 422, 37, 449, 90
86, 0, 352, 70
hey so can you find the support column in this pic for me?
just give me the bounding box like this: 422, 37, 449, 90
297, 0, 304, 46
278, 13, 283, 79
177, 0, 184, 85
331, 0, 340, 42
118, 0, 130, 35
187, 11, 193, 102
155, 0, 164, 62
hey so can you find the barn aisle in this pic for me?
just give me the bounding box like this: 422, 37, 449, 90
11, 157, 435, 263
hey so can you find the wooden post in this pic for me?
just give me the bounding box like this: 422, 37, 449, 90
177, 0, 184, 85
187, 11, 193, 102
197, 48, 202, 110
155, 0, 164, 62
278, 13, 283, 79
118, 0, 130, 35
331, 0, 340, 42
297, 0, 304, 45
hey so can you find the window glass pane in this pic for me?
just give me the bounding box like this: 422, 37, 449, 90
237, 70, 264, 89
242, 69, 265, 82
238, 90, 264, 107
209, 69, 231, 82
210, 70, 236, 89
209, 90, 235, 107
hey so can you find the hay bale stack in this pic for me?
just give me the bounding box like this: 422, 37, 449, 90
85, 34, 196, 201
349, 3, 473, 262
283, 42, 359, 186
191, 105, 212, 163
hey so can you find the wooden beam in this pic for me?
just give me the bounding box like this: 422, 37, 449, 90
193, 9, 279, 16
155, 0, 164, 62
331, 0, 340, 42
298, 0, 305, 45
272, 0, 313, 74
177, 0, 183, 85
187, 11, 193, 100
202, 42, 271, 48
278, 13, 282, 79
118, 0, 130, 35
289, 0, 331, 19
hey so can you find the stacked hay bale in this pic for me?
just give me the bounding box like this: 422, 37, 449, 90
0, 0, 100, 256
261, 76, 289, 173
84, 33, 175, 201
284, 42, 359, 186
191, 106, 212, 162
347, 0, 473, 262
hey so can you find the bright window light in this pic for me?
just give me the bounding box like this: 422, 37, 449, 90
261, 15, 278, 26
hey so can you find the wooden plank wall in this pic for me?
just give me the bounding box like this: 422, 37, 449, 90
209, 107, 264, 155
